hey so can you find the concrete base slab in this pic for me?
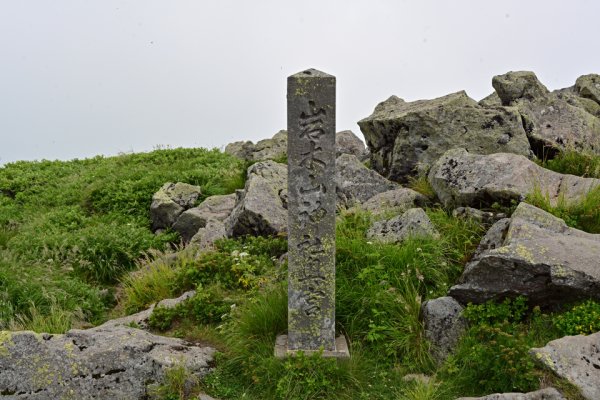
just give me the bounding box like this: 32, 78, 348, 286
274, 335, 350, 359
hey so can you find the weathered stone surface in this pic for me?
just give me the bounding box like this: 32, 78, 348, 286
357, 91, 531, 183
224, 130, 288, 162
0, 325, 215, 400
493, 71, 600, 156
336, 153, 398, 207
224, 160, 287, 237
287, 68, 337, 352
492, 71, 550, 105
452, 207, 507, 224
150, 182, 202, 231
421, 296, 467, 364
428, 148, 600, 208
554, 86, 600, 118
252, 130, 288, 161
456, 387, 566, 400
367, 208, 439, 244
472, 218, 511, 258
360, 188, 427, 216
479, 92, 503, 108
101, 291, 195, 330
531, 332, 600, 400
223, 140, 254, 160
173, 194, 236, 243
190, 220, 227, 251
575, 73, 600, 105
449, 202, 600, 307
335, 130, 367, 159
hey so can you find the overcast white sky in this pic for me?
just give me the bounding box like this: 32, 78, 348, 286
1, 1, 599, 165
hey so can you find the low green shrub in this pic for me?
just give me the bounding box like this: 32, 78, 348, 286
174, 235, 286, 292
441, 297, 546, 396
553, 299, 600, 335
148, 287, 233, 332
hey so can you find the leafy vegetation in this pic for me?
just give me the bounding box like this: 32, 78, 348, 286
0, 148, 245, 329
553, 299, 600, 336
3, 146, 600, 399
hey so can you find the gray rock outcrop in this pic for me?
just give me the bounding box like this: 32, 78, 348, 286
492, 71, 600, 157
172, 194, 236, 243
449, 202, 600, 308
367, 208, 439, 244
456, 387, 566, 400
421, 296, 467, 364
225, 160, 288, 236
335, 153, 398, 207
190, 220, 227, 251
492, 71, 550, 104
225, 130, 288, 162
575, 73, 600, 105
360, 188, 427, 216
530, 332, 600, 400
0, 325, 215, 400
428, 148, 600, 208
335, 130, 368, 160
150, 182, 202, 231
357, 91, 532, 183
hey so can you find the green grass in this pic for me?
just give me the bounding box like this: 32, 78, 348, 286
0, 148, 245, 328
528, 149, 600, 233
539, 149, 600, 179
2, 146, 596, 399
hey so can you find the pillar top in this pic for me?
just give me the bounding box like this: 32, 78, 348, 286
289, 68, 335, 79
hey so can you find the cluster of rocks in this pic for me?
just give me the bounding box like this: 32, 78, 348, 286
150, 130, 424, 251
224, 129, 369, 162
4, 71, 599, 399
146, 72, 599, 399
358, 71, 600, 183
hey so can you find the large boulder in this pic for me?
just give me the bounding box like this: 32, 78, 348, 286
428, 148, 600, 208
456, 388, 565, 400
367, 208, 439, 244
172, 193, 236, 243
492, 71, 550, 104
421, 296, 467, 364
0, 325, 215, 399
449, 203, 600, 308
575, 73, 600, 105
492, 71, 600, 157
225, 161, 288, 236
335, 130, 368, 159
357, 91, 531, 183
335, 153, 398, 207
150, 182, 202, 231
360, 188, 427, 216
530, 332, 600, 400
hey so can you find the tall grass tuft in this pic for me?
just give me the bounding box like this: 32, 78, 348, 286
527, 185, 600, 233
9, 301, 82, 334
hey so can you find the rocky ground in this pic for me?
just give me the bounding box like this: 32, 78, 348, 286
2, 71, 599, 399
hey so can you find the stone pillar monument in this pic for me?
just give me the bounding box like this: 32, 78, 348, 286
275, 68, 349, 358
